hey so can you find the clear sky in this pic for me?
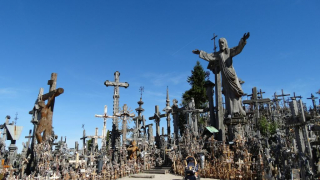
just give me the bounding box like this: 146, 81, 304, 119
1, 1, 319, 152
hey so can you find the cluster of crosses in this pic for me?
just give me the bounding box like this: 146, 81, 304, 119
0, 33, 320, 180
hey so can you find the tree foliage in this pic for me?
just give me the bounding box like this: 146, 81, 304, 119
179, 61, 209, 135
258, 116, 278, 136
182, 61, 208, 109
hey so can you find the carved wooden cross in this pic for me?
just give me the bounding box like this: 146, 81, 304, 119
149, 105, 166, 148
115, 104, 135, 146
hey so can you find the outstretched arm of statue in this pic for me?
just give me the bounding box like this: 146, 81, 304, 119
230, 32, 250, 57
193, 49, 217, 62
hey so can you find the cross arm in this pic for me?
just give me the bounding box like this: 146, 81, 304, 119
104, 81, 129, 88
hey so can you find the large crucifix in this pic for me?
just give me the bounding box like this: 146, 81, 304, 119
104, 71, 129, 150
149, 105, 166, 148
30, 73, 64, 144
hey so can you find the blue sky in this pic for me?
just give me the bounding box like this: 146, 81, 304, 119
1, 1, 319, 152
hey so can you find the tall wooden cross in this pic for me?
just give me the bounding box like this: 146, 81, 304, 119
149, 105, 166, 148
95, 105, 114, 149
104, 71, 129, 151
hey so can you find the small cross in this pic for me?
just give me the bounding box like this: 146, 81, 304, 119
211, 33, 218, 52
139, 86, 144, 99
14, 112, 18, 125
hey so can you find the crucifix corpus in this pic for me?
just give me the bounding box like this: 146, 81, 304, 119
34, 73, 64, 143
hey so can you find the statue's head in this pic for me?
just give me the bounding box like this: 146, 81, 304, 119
132, 140, 136, 146
219, 38, 228, 51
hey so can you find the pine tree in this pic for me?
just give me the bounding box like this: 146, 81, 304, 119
179, 61, 209, 135
182, 61, 208, 109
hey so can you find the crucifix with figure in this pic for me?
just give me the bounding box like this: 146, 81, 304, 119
104, 71, 129, 160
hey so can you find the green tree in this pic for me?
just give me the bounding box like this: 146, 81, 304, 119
87, 139, 93, 151
179, 61, 209, 134
106, 130, 111, 150
182, 61, 208, 109
258, 116, 278, 136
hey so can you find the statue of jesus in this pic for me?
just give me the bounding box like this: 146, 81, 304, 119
193, 32, 250, 118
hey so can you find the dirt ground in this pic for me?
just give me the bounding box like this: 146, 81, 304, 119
118, 173, 220, 180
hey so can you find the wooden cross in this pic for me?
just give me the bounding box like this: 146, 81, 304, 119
80, 129, 87, 154
276, 89, 290, 109
243, 87, 270, 124
291, 92, 302, 100
95, 105, 114, 149
115, 104, 135, 146
87, 128, 103, 151
235, 159, 245, 171
272, 92, 282, 110
307, 93, 318, 113
257, 89, 265, 99
149, 105, 166, 148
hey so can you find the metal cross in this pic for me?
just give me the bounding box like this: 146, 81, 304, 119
139, 86, 144, 99
211, 33, 218, 52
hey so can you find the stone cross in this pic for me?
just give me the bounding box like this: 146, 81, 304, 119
104, 71, 129, 151
149, 105, 166, 148
115, 104, 135, 146
95, 105, 114, 150
162, 87, 172, 142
